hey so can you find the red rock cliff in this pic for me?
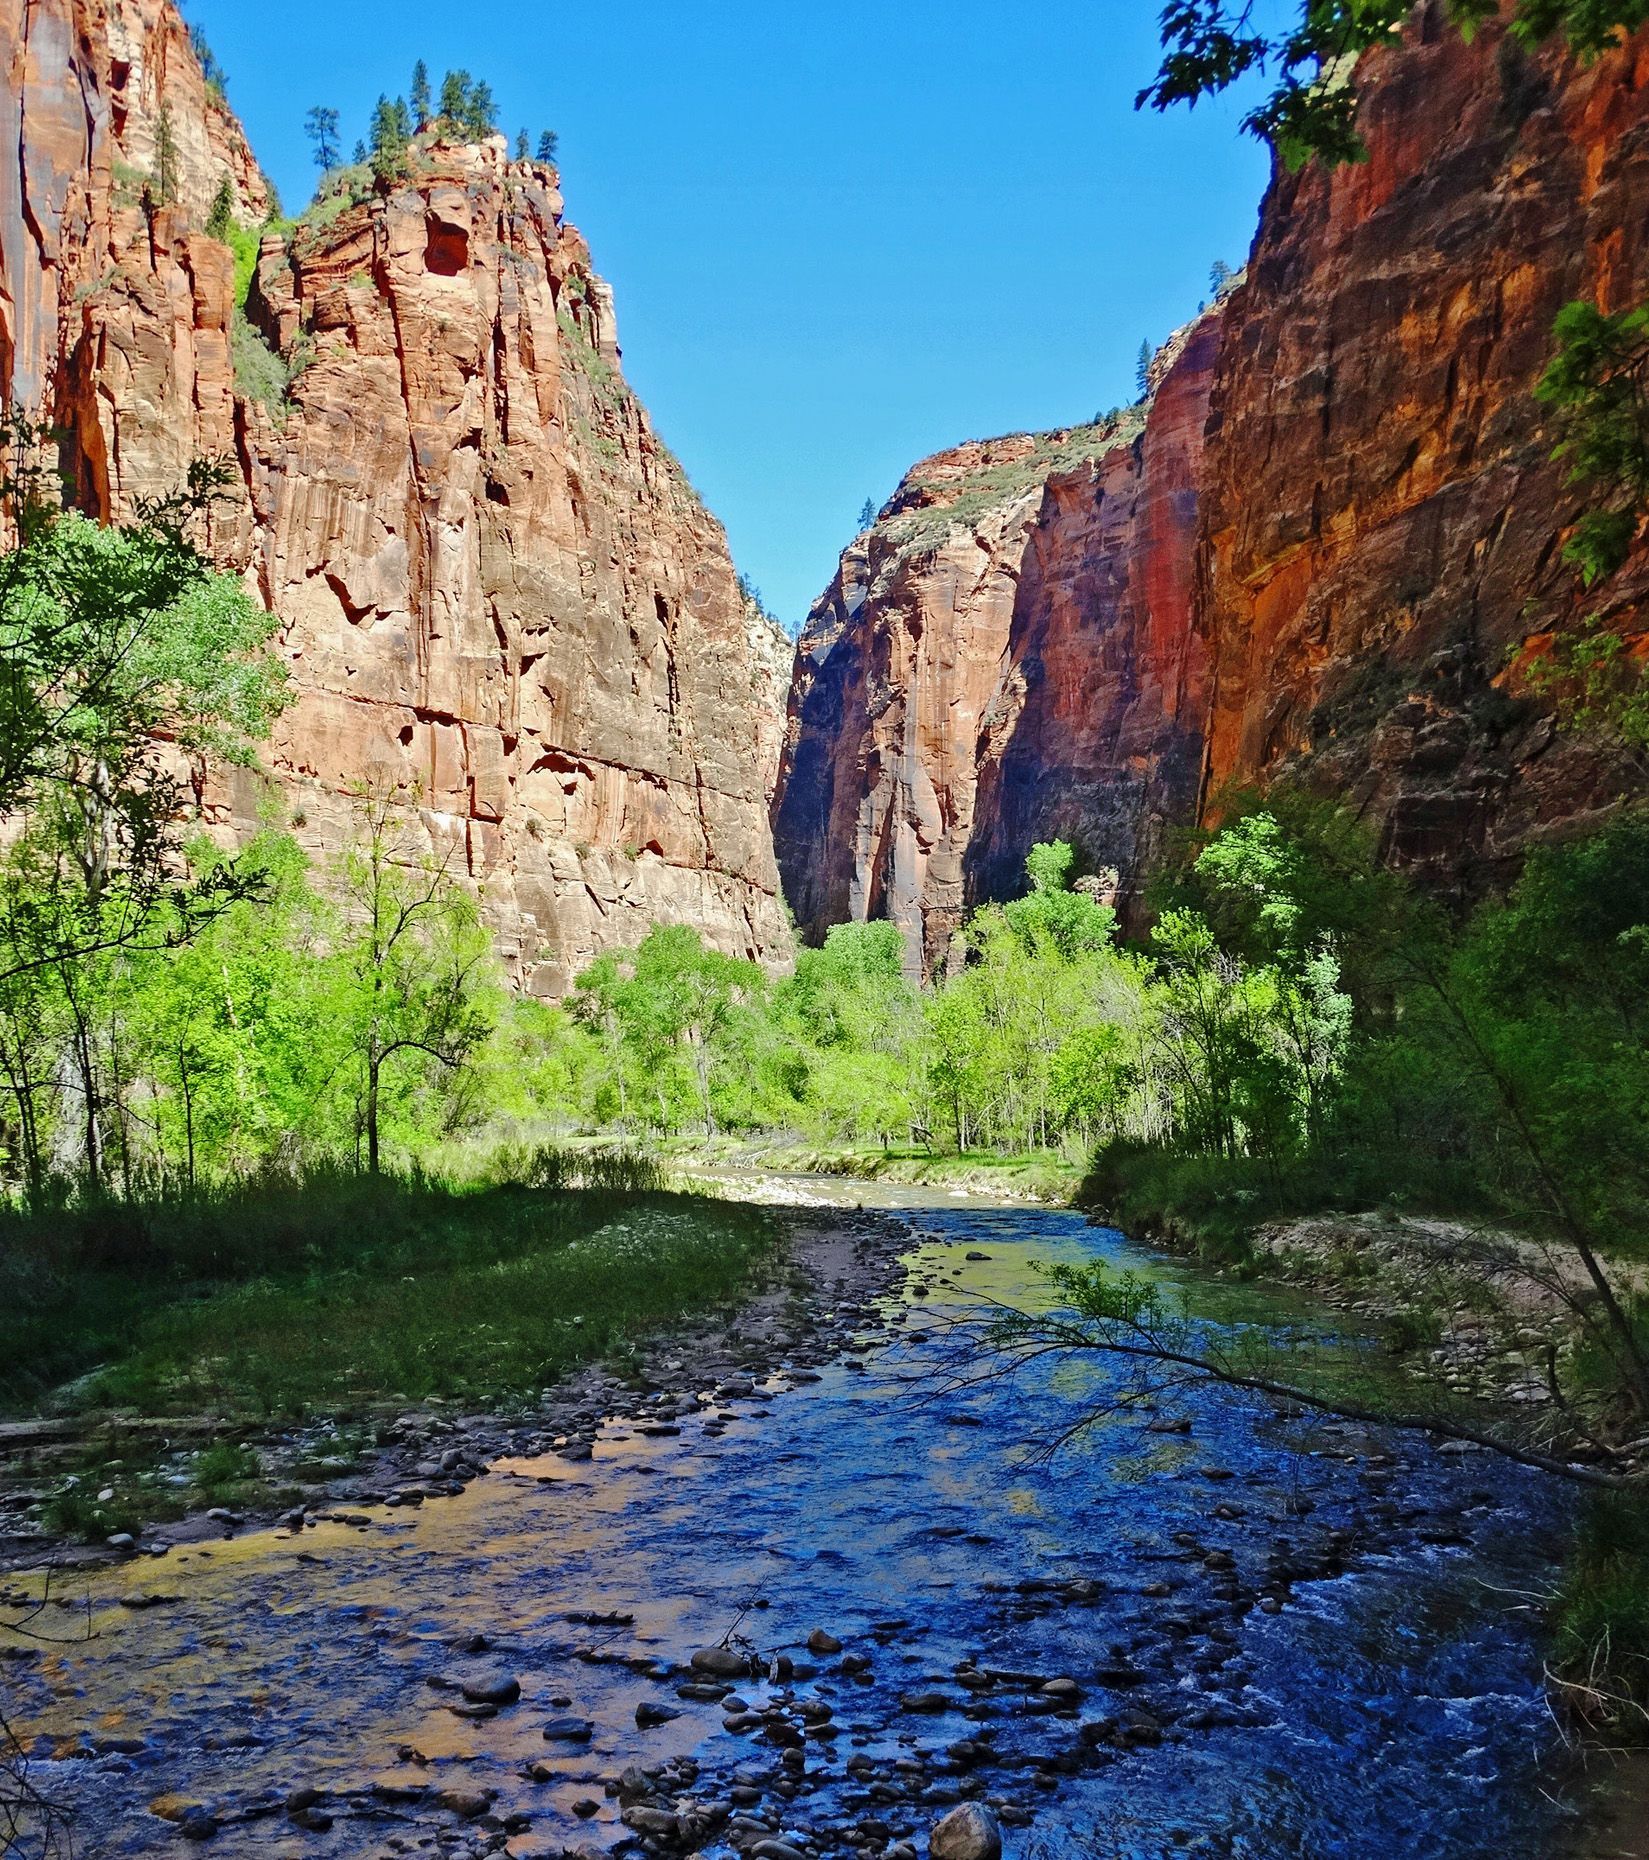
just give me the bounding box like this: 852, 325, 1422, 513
771, 320, 1217, 969
1, 0, 790, 992
1197, 2, 1649, 886
775, 3, 1649, 946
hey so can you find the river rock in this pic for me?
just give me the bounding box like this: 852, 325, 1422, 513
542, 1716, 595, 1742
929, 1802, 1003, 1860
461, 1673, 521, 1706
806, 1628, 843, 1654
691, 1646, 749, 1677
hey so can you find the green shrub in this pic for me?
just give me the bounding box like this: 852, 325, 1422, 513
1551, 1494, 1649, 1739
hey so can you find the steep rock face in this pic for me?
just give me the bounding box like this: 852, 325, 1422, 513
1198, 4, 1649, 886
967, 316, 1219, 913
1, 0, 789, 991
772, 326, 1215, 971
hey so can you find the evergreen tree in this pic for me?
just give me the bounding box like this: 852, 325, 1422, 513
469, 80, 497, 135
1135, 340, 1152, 399
409, 59, 431, 129
304, 105, 341, 172
858, 497, 877, 531
536, 129, 559, 164
438, 69, 470, 126
153, 104, 179, 205
205, 174, 236, 239
515, 127, 529, 160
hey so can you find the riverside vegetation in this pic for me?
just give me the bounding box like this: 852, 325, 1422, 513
2, 380, 1649, 1734
4, 0, 1649, 1818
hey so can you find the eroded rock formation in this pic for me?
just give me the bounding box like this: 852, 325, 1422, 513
774, 3, 1649, 952
772, 319, 1217, 970
2, 0, 789, 991
1198, 3, 1649, 888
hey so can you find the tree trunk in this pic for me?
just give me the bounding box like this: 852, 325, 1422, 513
366, 1058, 381, 1174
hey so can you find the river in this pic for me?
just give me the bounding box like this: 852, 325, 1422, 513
0, 1185, 1615, 1857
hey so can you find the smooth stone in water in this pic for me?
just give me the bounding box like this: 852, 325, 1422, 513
929, 1803, 1003, 1860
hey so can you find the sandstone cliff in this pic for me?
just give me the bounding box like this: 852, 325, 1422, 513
1198, 2, 1649, 888
773, 2, 1649, 949
771, 319, 1217, 970
1, 0, 790, 991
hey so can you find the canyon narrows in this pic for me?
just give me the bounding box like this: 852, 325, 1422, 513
770, 7, 1649, 965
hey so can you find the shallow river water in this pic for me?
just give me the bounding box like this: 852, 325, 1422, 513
2, 1191, 1597, 1858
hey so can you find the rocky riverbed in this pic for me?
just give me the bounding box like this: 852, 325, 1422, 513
0, 1188, 1626, 1857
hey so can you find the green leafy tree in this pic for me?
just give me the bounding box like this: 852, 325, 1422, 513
1135, 340, 1152, 398
1001, 838, 1116, 958
536, 129, 559, 164
334, 789, 496, 1172
410, 60, 432, 129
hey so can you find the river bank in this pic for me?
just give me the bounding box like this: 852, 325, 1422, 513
0, 1196, 909, 1574
664, 1138, 1083, 1205
0, 1181, 1633, 1859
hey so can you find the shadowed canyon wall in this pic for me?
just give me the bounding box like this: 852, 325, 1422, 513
771, 320, 1219, 972
773, 3, 1649, 959
1, 0, 790, 992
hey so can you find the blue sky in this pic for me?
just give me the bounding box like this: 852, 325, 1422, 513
187, 0, 1276, 631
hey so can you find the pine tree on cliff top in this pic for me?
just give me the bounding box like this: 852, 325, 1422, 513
410, 59, 431, 130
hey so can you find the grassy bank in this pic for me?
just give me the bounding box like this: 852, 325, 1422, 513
0, 1154, 778, 1421
1074, 1137, 1491, 1264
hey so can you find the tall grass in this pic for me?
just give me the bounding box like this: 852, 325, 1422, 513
1551, 1494, 1649, 1740
0, 1149, 774, 1417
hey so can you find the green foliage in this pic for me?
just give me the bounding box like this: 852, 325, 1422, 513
368, 93, 414, 181
152, 105, 179, 206
1551, 1493, 1649, 1735
537, 129, 560, 165
188, 22, 229, 100
410, 60, 432, 130
303, 105, 341, 173
1537, 298, 1649, 585
230, 310, 307, 418
1140, 0, 1649, 169
436, 69, 498, 139
205, 175, 235, 239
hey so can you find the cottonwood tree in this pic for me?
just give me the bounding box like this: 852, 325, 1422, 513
334, 789, 495, 1173
0, 419, 287, 1188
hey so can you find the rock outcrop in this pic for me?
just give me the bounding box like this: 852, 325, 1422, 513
2, 0, 789, 991
774, 2, 1649, 950
1197, 2, 1649, 888
772, 319, 1217, 970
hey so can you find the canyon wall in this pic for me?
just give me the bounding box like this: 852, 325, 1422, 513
771, 320, 1217, 971
1198, 2, 1649, 889
1, 0, 790, 992
773, 2, 1649, 952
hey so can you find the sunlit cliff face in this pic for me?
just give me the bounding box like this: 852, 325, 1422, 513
1, 0, 792, 995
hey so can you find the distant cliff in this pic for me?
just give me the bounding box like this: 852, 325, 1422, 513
1, 0, 790, 992
772, 318, 1217, 970
772, 2, 1649, 962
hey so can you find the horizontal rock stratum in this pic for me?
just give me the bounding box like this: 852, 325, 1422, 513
772, 2, 1649, 968
1, 0, 791, 992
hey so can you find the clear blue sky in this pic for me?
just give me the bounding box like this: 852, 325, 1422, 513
187, 0, 1276, 632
